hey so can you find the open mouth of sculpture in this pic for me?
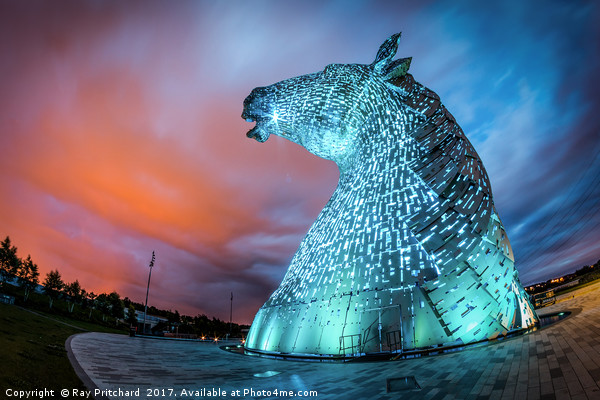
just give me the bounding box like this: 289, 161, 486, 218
242, 113, 270, 143
241, 88, 274, 144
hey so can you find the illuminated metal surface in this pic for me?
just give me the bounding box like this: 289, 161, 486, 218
242, 33, 537, 356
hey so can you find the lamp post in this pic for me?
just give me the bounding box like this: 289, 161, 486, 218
143, 251, 155, 334
229, 292, 233, 338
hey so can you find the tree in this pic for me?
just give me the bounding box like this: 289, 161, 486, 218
80, 288, 88, 307
0, 236, 21, 285
86, 292, 98, 319
43, 269, 64, 309
93, 292, 124, 323
126, 304, 138, 327
64, 280, 83, 313
168, 309, 181, 324
107, 291, 124, 320
95, 293, 111, 322
17, 254, 39, 301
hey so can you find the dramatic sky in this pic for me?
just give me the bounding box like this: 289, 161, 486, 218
1, 1, 598, 324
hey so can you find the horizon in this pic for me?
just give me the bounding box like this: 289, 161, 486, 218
1, 0, 599, 324
3, 234, 597, 324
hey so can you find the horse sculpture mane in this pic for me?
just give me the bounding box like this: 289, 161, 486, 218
242, 33, 537, 357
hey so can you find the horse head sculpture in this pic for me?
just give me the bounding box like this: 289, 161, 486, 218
242, 33, 537, 357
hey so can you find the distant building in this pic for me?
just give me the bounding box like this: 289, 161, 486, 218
0, 293, 15, 305
125, 308, 168, 332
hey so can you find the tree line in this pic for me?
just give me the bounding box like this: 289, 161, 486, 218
525, 258, 600, 295
0, 236, 126, 321
0, 236, 39, 301
0, 235, 248, 337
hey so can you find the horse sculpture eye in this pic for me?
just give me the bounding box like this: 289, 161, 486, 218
242, 33, 538, 358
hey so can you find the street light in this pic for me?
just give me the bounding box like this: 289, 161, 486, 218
143, 251, 155, 334
229, 292, 233, 338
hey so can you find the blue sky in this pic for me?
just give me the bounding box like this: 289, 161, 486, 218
1, 0, 598, 322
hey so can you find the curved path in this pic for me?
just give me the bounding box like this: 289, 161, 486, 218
67, 282, 600, 400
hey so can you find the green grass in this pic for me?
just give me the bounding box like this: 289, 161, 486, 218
0, 302, 123, 392
28, 308, 126, 333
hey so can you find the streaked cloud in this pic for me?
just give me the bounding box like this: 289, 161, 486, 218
1, 0, 598, 323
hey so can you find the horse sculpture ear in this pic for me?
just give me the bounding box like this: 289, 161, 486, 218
373, 32, 411, 80
373, 33, 402, 71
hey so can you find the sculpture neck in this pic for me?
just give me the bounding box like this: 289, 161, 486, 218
338, 117, 420, 182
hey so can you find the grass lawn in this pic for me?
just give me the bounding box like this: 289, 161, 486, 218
0, 302, 123, 392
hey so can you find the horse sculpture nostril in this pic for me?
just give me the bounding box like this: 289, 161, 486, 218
242, 87, 269, 121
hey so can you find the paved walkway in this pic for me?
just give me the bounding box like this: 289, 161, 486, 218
67, 282, 600, 400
